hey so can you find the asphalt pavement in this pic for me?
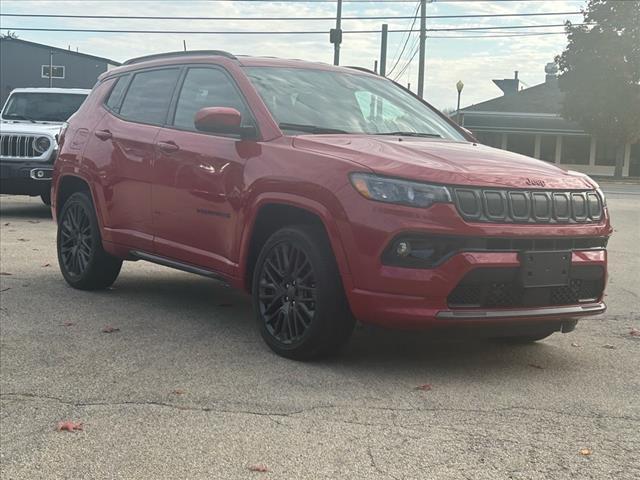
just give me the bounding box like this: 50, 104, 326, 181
1, 183, 638, 480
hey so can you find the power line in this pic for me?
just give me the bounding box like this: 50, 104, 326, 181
387, 1, 420, 76
0, 11, 583, 21
0, 24, 579, 35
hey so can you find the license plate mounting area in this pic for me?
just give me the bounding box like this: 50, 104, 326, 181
520, 250, 571, 288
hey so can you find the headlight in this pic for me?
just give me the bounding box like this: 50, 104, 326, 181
350, 173, 452, 208
33, 136, 51, 154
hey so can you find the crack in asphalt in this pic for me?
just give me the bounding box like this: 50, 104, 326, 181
2, 392, 639, 425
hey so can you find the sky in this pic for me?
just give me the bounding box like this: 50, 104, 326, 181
0, 0, 587, 109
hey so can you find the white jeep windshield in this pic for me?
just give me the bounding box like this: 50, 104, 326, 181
244, 66, 464, 140
2, 92, 87, 122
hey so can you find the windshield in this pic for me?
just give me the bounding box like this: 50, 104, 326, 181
244, 66, 465, 140
1, 92, 87, 122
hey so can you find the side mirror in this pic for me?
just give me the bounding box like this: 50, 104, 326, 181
194, 107, 256, 139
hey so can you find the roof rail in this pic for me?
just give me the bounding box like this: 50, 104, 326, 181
346, 66, 379, 75
123, 50, 236, 66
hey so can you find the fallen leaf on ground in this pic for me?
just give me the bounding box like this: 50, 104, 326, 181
629, 328, 640, 337
414, 384, 433, 391
41, 263, 51, 268
17, 238, 29, 242
56, 421, 83, 432
579, 448, 592, 456
0, 287, 10, 292
0, 272, 12, 276
528, 363, 545, 370
3, 222, 9, 226
602, 344, 615, 349
61, 321, 75, 327
248, 465, 269, 472
28, 220, 40, 224
172, 389, 186, 395
102, 325, 120, 333
571, 342, 580, 347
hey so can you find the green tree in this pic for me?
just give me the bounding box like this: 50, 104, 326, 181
556, 0, 640, 177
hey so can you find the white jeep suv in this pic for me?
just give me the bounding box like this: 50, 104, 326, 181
0, 88, 89, 205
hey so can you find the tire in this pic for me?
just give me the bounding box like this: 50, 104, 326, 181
252, 224, 355, 360
57, 191, 122, 290
41, 190, 51, 206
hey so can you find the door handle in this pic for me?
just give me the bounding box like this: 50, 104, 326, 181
94, 129, 112, 141
158, 141, 179, 153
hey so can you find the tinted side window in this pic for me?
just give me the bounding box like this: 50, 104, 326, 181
173, 68, 250, 130
119, 69, 180, 125
105, 75, 129, 113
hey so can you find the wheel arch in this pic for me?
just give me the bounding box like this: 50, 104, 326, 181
55, 174, 99, 225
239, 195, 351, 293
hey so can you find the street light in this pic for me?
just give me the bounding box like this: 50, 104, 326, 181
456, 80, 464, 125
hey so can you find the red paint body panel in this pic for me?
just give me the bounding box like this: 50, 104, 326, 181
53, 54, 612, 331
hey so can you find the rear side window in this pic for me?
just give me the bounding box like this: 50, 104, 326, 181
172, 68, 251, 130
119, 69, 180, 125
105, 75, 129, 113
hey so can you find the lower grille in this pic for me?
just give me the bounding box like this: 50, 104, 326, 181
0, 134, 37, 158
448, 266, 604, 308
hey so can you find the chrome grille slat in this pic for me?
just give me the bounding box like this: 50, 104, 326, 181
454, 187, 602, 224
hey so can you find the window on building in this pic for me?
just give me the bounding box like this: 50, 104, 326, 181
595, 139, 618, 166
119, 69, 180, 125
105, 75, 130, 113
539, 135, 557, 162
475, 132, 501, 148
41, 65, 65, 79
561, 136, 590, 165
172, 68, 251, 130
506, 133, 535, 157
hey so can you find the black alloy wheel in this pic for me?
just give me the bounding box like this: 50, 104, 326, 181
57, 192, 122, 290
253, 225, 355, 360
258, 242, 317, 344
59, 201, 93, 277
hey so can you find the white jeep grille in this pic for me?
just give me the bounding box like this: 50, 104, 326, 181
0, 134, 47, 160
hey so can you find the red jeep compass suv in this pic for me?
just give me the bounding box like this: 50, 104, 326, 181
52, 51, 611, 359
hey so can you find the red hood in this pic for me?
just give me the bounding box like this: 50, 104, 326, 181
293, 135, 594, 190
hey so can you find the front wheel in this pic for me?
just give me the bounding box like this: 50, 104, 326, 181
41, 190, 51, 206
57, 192, 122, 290
252, 225, 355, 360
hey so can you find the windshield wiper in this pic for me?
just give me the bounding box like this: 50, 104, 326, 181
279, 123, 350, 134
4, 113, 36, 123
376, 131, 441, 138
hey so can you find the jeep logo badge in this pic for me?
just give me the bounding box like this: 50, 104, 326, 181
525, 178, 546, 187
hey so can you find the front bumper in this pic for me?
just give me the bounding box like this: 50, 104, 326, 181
341, 198, 612, 329
346, 249, 607, 328
0, 161, 53, 196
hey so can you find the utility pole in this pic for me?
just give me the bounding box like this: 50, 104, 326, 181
379, 23, 388, 77
331, 0, 343, 66
417, 0, 427, 98
49, 50, 53, 88
456, 80, 464, 124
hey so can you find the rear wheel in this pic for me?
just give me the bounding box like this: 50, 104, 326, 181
252, 225, 355, 360
57, 192, 122, 290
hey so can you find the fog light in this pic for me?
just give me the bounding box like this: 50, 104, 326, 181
37, 170, 44, 178
396, 241, 411, 257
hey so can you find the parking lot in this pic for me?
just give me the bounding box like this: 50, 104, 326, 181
0, 184, 638, 480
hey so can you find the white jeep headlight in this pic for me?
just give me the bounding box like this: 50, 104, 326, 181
33, 136, 51, 154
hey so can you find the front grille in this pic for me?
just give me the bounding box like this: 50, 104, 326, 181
0, 134, 38, 158
453, 187, 603, 224
447, 266, 604, 308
